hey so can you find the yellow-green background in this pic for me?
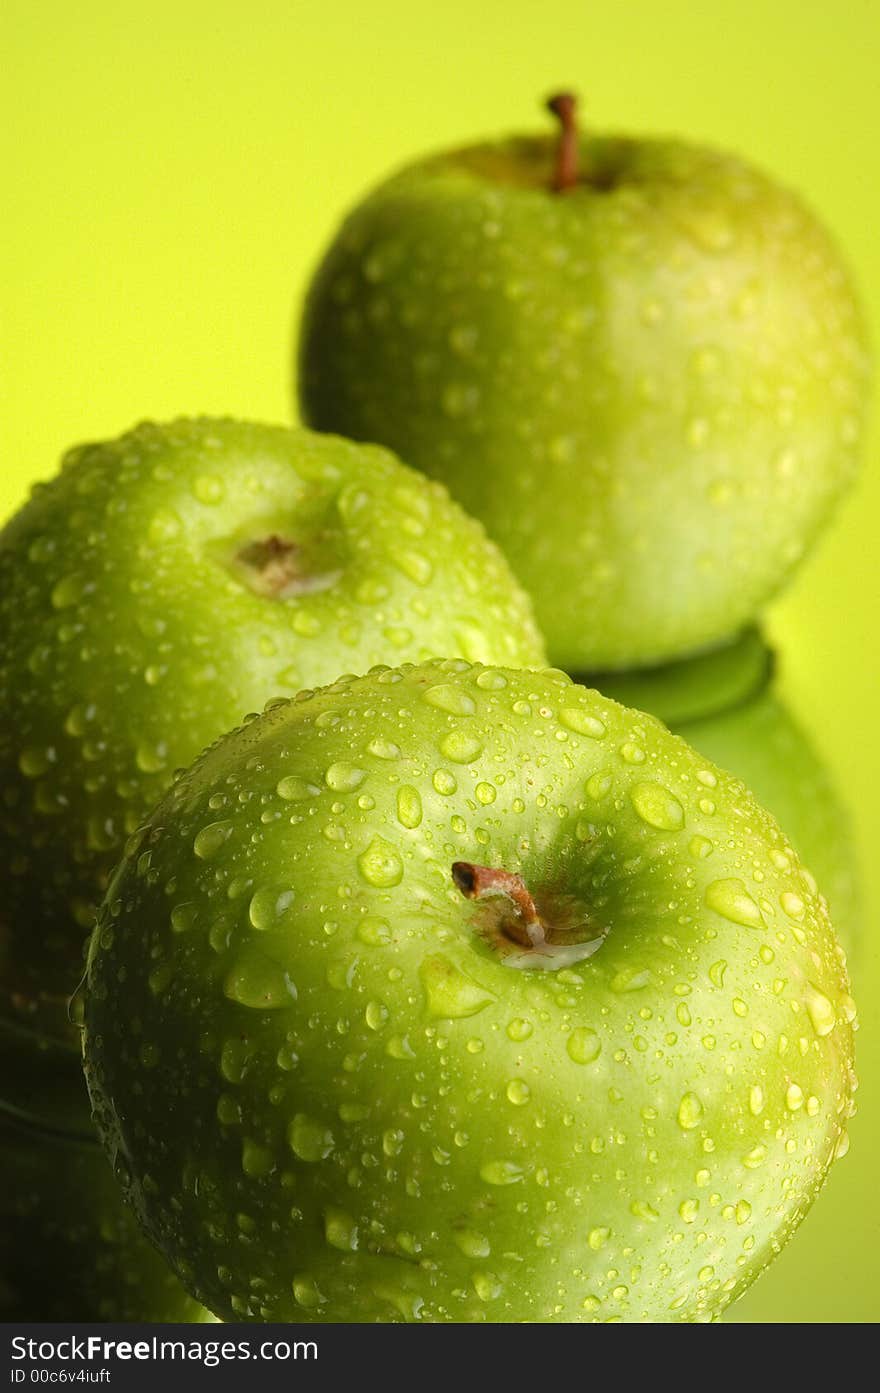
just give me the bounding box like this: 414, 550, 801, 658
2, 0, 877, 1322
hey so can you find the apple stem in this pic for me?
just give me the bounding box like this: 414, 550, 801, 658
546, 91, 579, 193
452, 862, 546, 949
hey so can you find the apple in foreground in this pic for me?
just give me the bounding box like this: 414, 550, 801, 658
0, 418, 544, 1023
83, 661, 856, 1322
298, 95, 871, 671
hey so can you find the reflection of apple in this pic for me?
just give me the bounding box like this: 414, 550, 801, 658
592, 640, 859, 961
0, 418, 544, 1029
582, 627, 771, 726
84, 661, 856, 1323
299, 96, 871, 671
0, 1019, 209, 1320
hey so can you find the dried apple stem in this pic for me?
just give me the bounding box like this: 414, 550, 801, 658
547, 91, 579, 192
451, 862, 546, 949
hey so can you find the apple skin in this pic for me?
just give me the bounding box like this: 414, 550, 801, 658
0, 418, 544, 1021
0, 1019, 210, 1321
298, 131, 870, 671
83, 660, 856, 1323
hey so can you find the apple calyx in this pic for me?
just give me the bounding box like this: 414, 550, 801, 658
546, 91, 579, 193
452, 860, 606, 970
235, 535, 341, 597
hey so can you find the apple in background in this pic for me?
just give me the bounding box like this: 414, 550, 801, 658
83, 660, 855, 1323
298, 94, 871, 672
592, 635, 860, 963
0, 1017, 210, 1321
0, 418, 545, 1028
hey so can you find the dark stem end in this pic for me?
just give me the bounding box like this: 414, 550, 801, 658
546, 90, 579, 192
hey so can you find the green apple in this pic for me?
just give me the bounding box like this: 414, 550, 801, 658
0, 418, 544, 1025
592, 640, 859, 961
298, 95, 871, 671
0, 1017, 210, 1321
83, 660, 855, 1323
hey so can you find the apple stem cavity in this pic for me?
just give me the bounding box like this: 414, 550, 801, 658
452, 862, 545, 947
546, 91, 579, 193
235, 535, 342, 598
452, 860, 606, 970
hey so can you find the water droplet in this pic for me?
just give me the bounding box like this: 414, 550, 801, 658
480, 1159, 525, 1186
50, 574, 84, 609
356, 916, 392, 946
749, 1085, 764, 1116
708, 959, 727, 988
506, 1079, 531, 1106
365, 1000, 389, 1031
567, 1027, 601, 1064
507, 1018, 532, 1042
620, 742, 646, 765
288, 1114, 334, 1162
630, 782, 685, 831
742, 1144, 767, 1169
432, 769, 457, 795
194, 820, 233, 859
326, 762, 366, 793
248, 887, 294, 930
242, 1139, 274, 1178
679, 1199, 698, 1223
168, 902, 198, 936
193, 474, 224, 504
704, 878, 764, 928
367, 736, 401, 760
276, 775, 321, 802
423, 684, 476, 716
780, 891, 805, 919
420, 955, 495, 1019
586, 771, 612, 800
453, 1228, 490, 1258
439, 730, 483, 763
689, 835, 713, 859
804, 983, 836, 1037
476, 669, 507, 691
786, 1083, 804, 1111
395, 785, 423, 829
587, 1227, 610, 1251
610, 966, 651, 993
475, 782, 496, 805
324, 1208, 358, 1251
559, 708, 606, 739
630, 1199, 659, 1221
357, 837, 404, 887
18, 746, 52, 778
678, 1092, 704, 1130
224, 950, 296, 1010
472, 1271, 502, 1302
292, 1275, 325, 1309
135, 741, 168, 773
